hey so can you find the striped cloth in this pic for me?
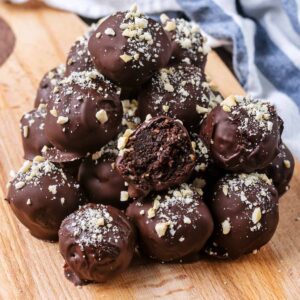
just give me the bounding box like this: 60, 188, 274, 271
10, 0, 300, 158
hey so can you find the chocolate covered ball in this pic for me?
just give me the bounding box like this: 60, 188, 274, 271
126, 183, 213, 261
6, 158, 86, 241
205, 173, 279, 259
160, 15, 209, 68
45, 70, 123, 158
116, 116, 196, 198
200, 95, 283, 172
137, 64, 210, 131
262, 143, 294, 196
34, 65, 65, 108
88, 5, 172, 87
65, 35, 94, 76
79, 140, 128, 209
59, 203, 136, 285
20, 105, 52, 160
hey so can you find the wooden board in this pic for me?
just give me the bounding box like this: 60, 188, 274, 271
0, 3, 299, 299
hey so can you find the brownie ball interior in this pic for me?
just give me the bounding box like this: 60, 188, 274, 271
116, 116, 196, 198
205, 173, 279, 259
137, 64, 210, 132
59, 203, 136, 285
126, 183, 213, 261
6, 158, 86, 241
88, 5, 172, 87
200, 95, 283, 172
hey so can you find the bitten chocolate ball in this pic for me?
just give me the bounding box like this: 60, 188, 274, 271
88, 5, 172, 87
6, 158, 86, 241
44, 70, 122, 158
59, 203, 136, 285
262, 143, 294, 196
20, 105, 52, 160
116, 116, 196, 198
126, 184, 213, 261
200, 95, 283, 172
78, 140, 128, 209
160, 15, 209, 68
34, 65, 65, 108
205, 173, 279, 259
137, 64, 210, 131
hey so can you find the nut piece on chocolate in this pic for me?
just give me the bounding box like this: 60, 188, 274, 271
261, 143, 294, 196
88, 6, 172, 87
116, 116, 196, 198
126, 183, 213, 262
20, 105, 52, 160
34, 65, 65, 108
59, 203, 136, 285
205, 173, 279, 259
137, 64, 210, 132
6, 158, 86, 241
78, 140, 128, 210
200, 95, 283, 172
160, 15, 209, 68
44, 70, 122, 158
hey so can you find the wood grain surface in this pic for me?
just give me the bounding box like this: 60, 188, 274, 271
0, 3, 299, 300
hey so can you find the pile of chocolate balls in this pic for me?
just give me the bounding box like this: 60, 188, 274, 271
6, 5, 294, 286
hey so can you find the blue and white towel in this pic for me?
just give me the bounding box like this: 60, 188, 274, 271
10, 0, 300, 158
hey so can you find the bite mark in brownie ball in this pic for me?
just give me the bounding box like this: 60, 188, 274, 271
44, 70, 122, 158
205, 173, 279, 259
88, 5, 172, 87
200, 95, 283, 172
6, 157, 86, 241
262, 143, 294, 196
126, 183, 213, 261
79, 140, 128, 209
160, 15, 210, 68
59, 203, 136, 285
137, 64, 210, 132
20, 105, 52, 160
34, 65, 65, 108
116, 116, 196, 198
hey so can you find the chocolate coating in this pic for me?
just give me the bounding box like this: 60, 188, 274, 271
65, 35, 94, 76
6, 159, 86, 241
205, 173, 279, 259
20, 106, 52, 160
160, 16, 208, 68
116, 116, 196, 198
200, 96, 283, 172
262, 143, 294, 196
45, 70, 123, 157
126, 184, 213, 261
88, 8, 172, 87
34, 65, 65, 108
78, 140, 128, 209
137, 64, 210, 131
59, 203, 136, 285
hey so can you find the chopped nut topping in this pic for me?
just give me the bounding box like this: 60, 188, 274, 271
147, 207, 156, 219
155, 221, 171, 238
95, 32, 102, 39
104, 28, 116, 36
162, 105, 169, 112
252, 207, 262, 224
57, 116, 69, 125
23, 126, 29, 138
26, 199, 31, 205
222, 184, 229, 196
15, 181, 25, 190
120, 54, 133, 63
50, 109, 58, 117
196, 105, 209, 114
164, 21, 176, 32
183, 216, 191, 224
160, 13, 169, 24
222, 219, 231, 235
120, 191, 129, 202
284, 160, 291, 169
95, 109, 108, 124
